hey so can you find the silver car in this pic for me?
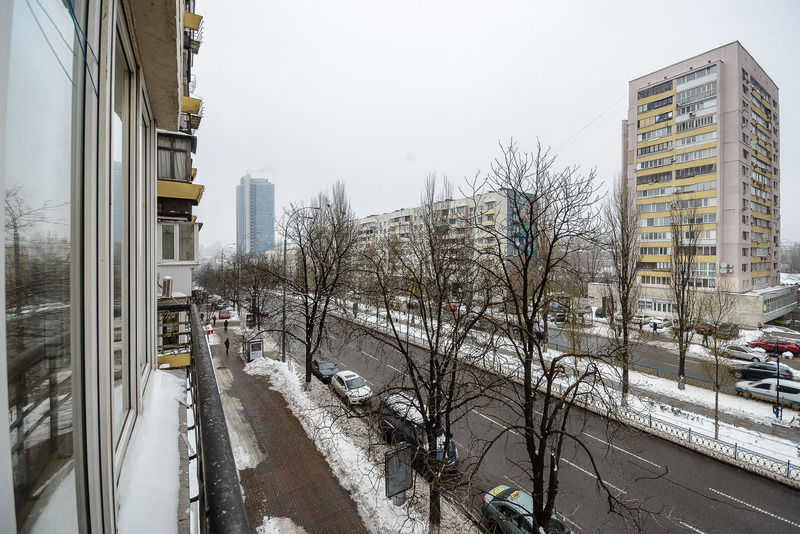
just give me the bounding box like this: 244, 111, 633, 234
330, 370, 372, 405
723, 345, 768, 362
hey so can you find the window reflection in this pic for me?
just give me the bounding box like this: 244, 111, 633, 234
112, 35, 130, 443
4, 0, 86, 530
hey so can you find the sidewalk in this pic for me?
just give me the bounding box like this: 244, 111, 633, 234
210, 321, 368, 533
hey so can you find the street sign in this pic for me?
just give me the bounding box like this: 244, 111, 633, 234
385, 445, 413, 504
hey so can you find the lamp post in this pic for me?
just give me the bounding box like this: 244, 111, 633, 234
774, 339, 783, 419
281, 206, 320, 363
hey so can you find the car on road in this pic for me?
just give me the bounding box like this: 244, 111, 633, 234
722, 345, 769, 362
481, 485, 573, 534
379, 392, 458, 468
733, 361, 795, 381
650, 317, 673, 329
218, 309, 231, 320
311, 358, 340, 383
749, 337, 800, 355
330, 370, 372, 405
631, 314, 652, 325
695, 322, 714, 335
714, 323, 739, 339
735, 378, 800, 405
548, 312, 567, 325
594, 308, 606, 318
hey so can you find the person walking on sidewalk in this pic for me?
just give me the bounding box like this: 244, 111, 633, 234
224, 337, 230, 355
212, 315, 217, 327
224, 319, 228, 332
652, 321, 658, 334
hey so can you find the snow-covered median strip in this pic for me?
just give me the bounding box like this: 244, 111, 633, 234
244, 357, 477, 534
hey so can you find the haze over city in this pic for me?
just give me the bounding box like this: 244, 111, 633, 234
193, 0, 800, 247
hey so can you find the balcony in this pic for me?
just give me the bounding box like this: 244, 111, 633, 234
148, 302, 249, 533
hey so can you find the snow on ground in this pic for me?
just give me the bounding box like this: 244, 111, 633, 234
215, 366, 263, 470
256, 516, 308, 534
244, 357, 479, 534
118, 370, 184, 534
207, 332, 221, 345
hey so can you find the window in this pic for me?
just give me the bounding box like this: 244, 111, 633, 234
3, 0, 88, 527
636, 171, 672, 185
179, 223, 196, 260
676, 64, 717, 86
162, 224, 175, 260
742, 264, 747, 272
112, 32, 133, 444
157, 135, 192, 180
674, 164, 715, 180
638, 96, 673, 114
637, 80, 673, 100
675, 114, 715, 133
676, 81, 717, 106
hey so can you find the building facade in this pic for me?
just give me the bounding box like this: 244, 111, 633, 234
591, 41, 795, 326
0, 1, 221, 531
236, 174, 275, 256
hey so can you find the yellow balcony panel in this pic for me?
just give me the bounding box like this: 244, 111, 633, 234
157, 351, 190, 369
637, 89, 676, 107
750, 104, 769, 122
754, 122, 771, 137
191, 167, 197, 179
157, 179, 204, 204
184, 12, 203, 30
182, 96, 202, 114
753, 152, 771, 165
636, 119, 675, 133
639, 255, 670, 263
751, 269, 771, 277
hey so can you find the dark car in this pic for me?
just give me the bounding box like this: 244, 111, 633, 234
714, 323, 739, 339
481, 485, 573, 534
594, 308, 606, 318
734, 361, 795, 381
379, 393, 458, 470
749, 338, 800, 355
311, 358, 339, 384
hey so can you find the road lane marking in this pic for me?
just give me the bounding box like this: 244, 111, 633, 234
561, 458, 626, 494
679, 521, 706, 533
709, 488, 800, 529
360, 350, 378, 360
470, 409, 521, 436
584, 433, 661, 468
387, 363, 402, 372
562, 516, 583, 531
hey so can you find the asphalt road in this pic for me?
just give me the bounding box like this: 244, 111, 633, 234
287, 314, 800, 534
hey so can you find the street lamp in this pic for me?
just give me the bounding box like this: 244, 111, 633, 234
774, 338, 783, 419
281, 205, 321, 363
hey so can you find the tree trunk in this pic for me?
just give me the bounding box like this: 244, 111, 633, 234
428, 484, 441, 534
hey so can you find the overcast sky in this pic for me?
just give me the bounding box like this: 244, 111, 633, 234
192, 0, 800, 249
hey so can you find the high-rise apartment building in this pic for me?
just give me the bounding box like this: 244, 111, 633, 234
236, 174, 275, 255
618, 41, 795, 325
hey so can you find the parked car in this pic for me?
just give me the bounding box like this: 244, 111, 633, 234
723, 345, 769, 362
714, 323, 739, 339
330, 371, 372, 405
695, 322, 714, 335
733, 361, 795, 381
548, 312, 567, 325
379, 392, 458, 469
749, 337, 800, 355
631, 314, 651, 325
218, 309, 231, 320
594, 308, 606, 318
442, 302, 460, 312
511, 325, 546, 341
481, 485, 573, 534
735, 378, 800, 405
311, 358, 339, 383
650, 317, 673, 329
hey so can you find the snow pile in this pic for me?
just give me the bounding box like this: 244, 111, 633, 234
256, 516, 308, 534
118, 370, 184, 534
244, 357, 429, 534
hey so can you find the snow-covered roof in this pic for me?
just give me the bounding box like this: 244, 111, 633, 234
780, 272, 800, 286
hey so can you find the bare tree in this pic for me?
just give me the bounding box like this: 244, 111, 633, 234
698, 283, 738, 438
668, 196, 702, 390
603, 175, 640, 405
360, 176, 500, 534
239, 254, 280, 328
465, 141, 640, 531
281, 182, 359, 388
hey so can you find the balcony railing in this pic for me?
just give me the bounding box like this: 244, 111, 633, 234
160, 302, 250, 533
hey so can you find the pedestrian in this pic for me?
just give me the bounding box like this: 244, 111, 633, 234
212, 315, 217, 327
652, 321, 658, 334
702, 332, 708, 347
224, 319, 228, 331
224, 338, 230, 355
757, 322, 763, 331
639, 321, 643, 332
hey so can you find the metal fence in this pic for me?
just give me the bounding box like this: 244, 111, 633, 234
343, 307, 800, 487
170, 303, 250, 534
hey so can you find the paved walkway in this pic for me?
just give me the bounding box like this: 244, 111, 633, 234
211, 321, 368, 533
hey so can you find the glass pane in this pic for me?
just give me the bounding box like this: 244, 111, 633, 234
4, 0, 86, 530
112, 36, 130, 443
178, 224, 194, 261
162, 225, 175, 260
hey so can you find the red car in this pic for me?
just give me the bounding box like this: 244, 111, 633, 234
218, 309, 231, 320
749, 338, 800, 355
